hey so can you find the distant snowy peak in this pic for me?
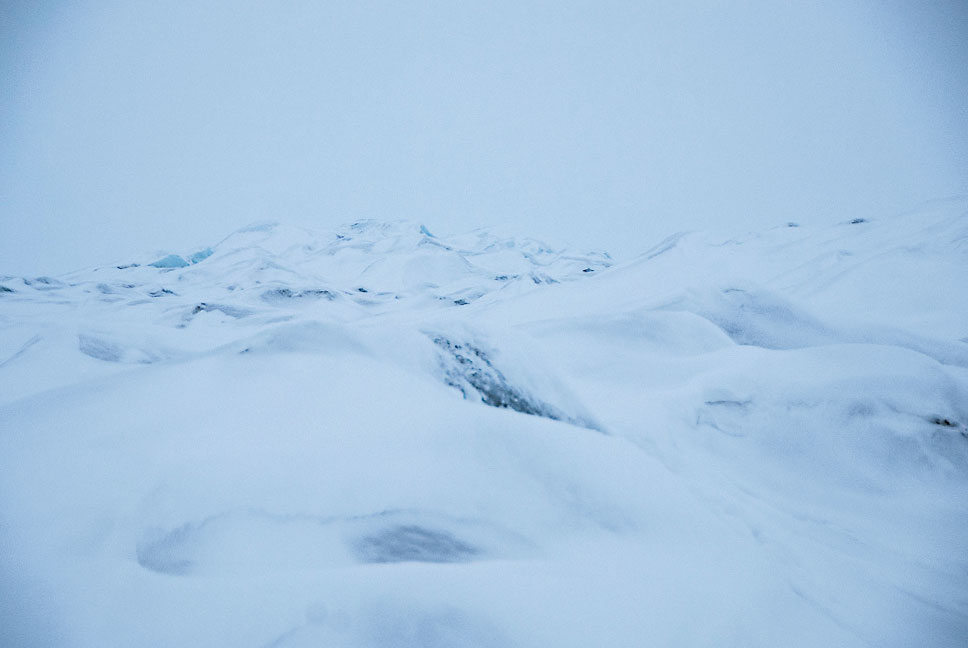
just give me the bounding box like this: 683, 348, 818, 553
192, 219, 613, 301
3, 219, 611, 313
203, 218, 611, 263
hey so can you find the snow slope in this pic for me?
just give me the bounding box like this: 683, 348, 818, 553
1, 202, 967, 647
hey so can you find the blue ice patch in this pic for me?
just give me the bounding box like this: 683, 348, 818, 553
149, 254, 190, 268
188, 248, 213, 264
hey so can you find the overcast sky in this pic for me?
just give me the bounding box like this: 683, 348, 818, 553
2, 0, 966, 274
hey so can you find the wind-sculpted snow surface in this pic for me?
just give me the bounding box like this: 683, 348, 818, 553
2, 203, 968, 647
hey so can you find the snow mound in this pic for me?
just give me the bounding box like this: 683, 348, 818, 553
2, 203, 967, 647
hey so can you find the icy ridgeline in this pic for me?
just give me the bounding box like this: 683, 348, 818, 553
1, 203, 967, 647
0, 220, 611, 414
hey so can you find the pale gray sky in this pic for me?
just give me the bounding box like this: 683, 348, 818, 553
2, 0, 967, 274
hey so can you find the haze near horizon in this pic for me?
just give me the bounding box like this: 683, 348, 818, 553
1, 0, 966, 274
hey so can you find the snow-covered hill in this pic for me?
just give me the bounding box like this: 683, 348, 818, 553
2, 201, 967, 647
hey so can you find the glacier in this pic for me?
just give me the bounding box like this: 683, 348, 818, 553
1, 205, 967, 647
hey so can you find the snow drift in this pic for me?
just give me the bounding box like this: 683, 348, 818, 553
1, 203, 967, 647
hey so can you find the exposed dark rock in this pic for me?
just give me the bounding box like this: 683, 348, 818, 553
353, 525, 479, 564
430, 335, 600, 431
266, 288, 293, 299
25, 276, 65, 291
300, 289, 335, 300
261, 288, 336, 302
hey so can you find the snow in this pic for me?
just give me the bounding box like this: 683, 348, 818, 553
1, 201, 967, 646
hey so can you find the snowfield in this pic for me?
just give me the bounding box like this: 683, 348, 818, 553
2, 202, 967, 647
